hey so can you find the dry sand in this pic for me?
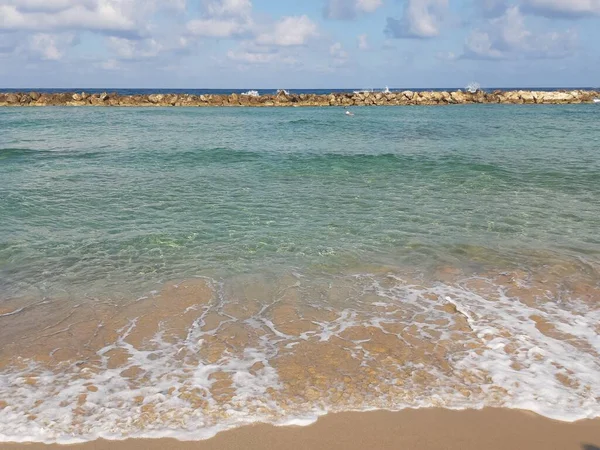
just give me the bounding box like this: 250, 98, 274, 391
1, 408, 599, 450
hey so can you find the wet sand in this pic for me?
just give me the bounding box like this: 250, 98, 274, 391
1, 408, 599, 450
1, 267, 600, 441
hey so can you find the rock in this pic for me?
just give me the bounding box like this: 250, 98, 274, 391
36, 93, 51, 105
6, 93, 19, 104
538, 91, 572, 103
228, 93, 239, 104
118, 95, 138, 106
474, 91, 486, 103
165, 94, 178, 106
520, 91, 535, 103
148, 94, 164, 104
0, 89, 597, 107
502, 91, 521, 103
450, 91, 466, 103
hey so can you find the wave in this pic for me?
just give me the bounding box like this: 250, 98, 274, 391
158, 147, 264, 164
0, 267, 598, 443
0, 147, 105, 161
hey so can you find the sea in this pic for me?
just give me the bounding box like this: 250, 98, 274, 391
0, 102, 599, 444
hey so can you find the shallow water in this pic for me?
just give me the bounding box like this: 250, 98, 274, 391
0, 105, 599, 443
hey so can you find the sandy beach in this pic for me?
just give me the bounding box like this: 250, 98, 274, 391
1, 409, 598, 450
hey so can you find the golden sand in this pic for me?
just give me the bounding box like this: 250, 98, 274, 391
0, 263, 599, 443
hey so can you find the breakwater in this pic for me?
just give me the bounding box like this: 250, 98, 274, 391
1, 90, 598, 107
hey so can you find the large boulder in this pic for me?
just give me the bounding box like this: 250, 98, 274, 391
29, 92, 40, 101
118, 95, 137, 106
440, 91, 451, 103
89, 95, 104, 105
501, 91, 521, 103
473, 91, 486, 103
228, 93, 240, 104
539, 91, 573, 103
519, 91, 535, 103
6, 93, 20, 104
148, 93, 164, 104
35, 93, 52, 105
165, 94, 179, 106
20, 94, 33, 104
450, 91, 466, 103
402, 90, 414, 100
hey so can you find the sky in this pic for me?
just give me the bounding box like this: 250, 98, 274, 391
0, 0, 599, 88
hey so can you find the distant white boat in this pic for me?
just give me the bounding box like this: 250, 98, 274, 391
345, 110, 354, 117
465, 81, 481, 94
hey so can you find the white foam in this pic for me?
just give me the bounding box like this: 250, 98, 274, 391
1, 273, 600, 444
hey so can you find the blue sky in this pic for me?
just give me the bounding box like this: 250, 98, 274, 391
0, 0, 599, 88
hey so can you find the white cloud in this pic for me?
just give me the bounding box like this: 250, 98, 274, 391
477, 0, 509, 17
187, 18, 250, 38
186, 0, 253, 38
255, 15, 318, 47
463, 6, 578, 59
329, 42, 349, 67
357, 0, 382, 13
107, 36, 170, 60
28, 32, 74, 60
357, 33, 369, 50
520, 0, 600, 17
330, 42, 347, 58
464, 30, 505, 59
225, 45, 299, 66
227, 49, 276, 64
324, 0, 383, 20
203, 0, 251, 18
385, 0, 448, 39
436, 50, 458, 61
100, 58, 119, 70
0, 1, 185, 36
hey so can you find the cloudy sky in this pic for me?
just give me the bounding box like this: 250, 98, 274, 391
1, 0, 599, 88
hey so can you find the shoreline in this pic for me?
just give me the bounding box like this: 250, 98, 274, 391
1, 408, 599, 449
1, 90, 599, 107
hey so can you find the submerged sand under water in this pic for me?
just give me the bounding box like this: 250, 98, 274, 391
0, 262, 599, 444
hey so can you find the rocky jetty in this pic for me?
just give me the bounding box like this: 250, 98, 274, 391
0, 90, 598, 107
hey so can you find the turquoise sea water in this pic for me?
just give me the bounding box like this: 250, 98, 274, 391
1, 105, 600, 443
1, 105, 599, 299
